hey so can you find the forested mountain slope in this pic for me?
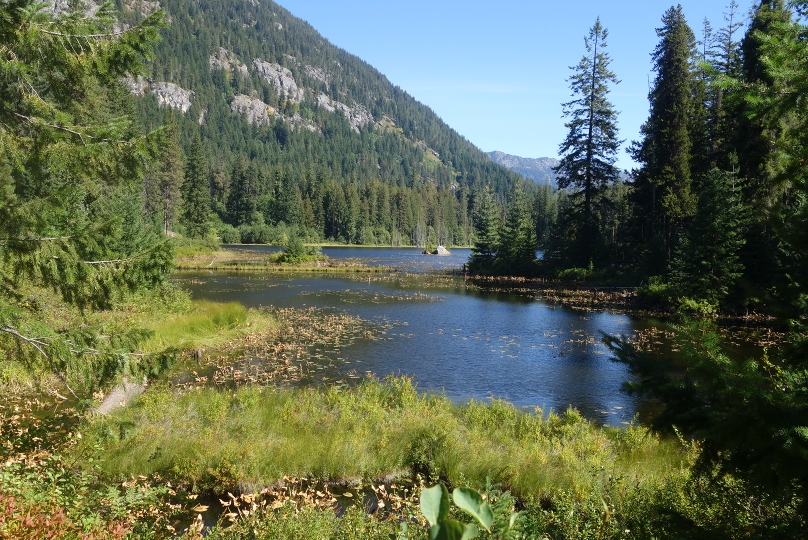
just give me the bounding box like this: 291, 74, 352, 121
115, 0, 529, 245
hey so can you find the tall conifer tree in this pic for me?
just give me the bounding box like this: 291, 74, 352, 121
669, 168, 746, 306
468, 185, 501, 272
737, 0, 791, 195
226, 157, 258, 227
497, 186, 538, 273
734, 0, 792, 299
553, 17, 621, 267
181, 136, 211, 238
144, 109, 184, 235
0, 0, 171, 394
630, 4, 702, 272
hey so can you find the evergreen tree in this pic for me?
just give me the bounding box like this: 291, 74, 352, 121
181, 136, 212, 238
553, 17, 621, 267
497, 187, 538, 273
0, 0, 171, 395
144, 109, 185, 234
611, 10, 808, 526
736, 0, 791, 197
732, 0, 793, 304
630, 5, 702, 272
468, 185, 501, 272
669, 168, 746, 306
226, 157, 258, 226
743, 0, 808, 307
702, 1, 744, 169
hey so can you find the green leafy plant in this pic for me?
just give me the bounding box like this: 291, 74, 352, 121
417, 483, 518, 540
675, 296, 717, 315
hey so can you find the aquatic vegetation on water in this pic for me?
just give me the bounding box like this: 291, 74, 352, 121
171, 306, 391, 390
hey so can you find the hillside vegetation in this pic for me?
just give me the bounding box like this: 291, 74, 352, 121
116, 0, 542, 247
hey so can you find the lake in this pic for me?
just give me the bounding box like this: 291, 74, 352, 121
176, 246, 640, 425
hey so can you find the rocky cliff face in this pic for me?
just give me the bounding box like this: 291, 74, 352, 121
209, 47, 250, 78
315, 93, 373, 132
252, 59, 305, 102
123, 76, 194, 113
230, 94, 277, 126
204, 48, 376, 133
151, 82, 194, 113
487, 151, 559, 186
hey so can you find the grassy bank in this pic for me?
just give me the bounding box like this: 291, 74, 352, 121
78, 377, 686, 497
68, 376, 789, 539
174, 248, 387, 273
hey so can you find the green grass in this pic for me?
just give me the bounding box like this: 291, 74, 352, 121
138, 300, 264, 353
79, 377, 688, 501
204, 503, 400, 540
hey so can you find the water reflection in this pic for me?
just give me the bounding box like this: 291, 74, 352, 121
176, 268, 639, 425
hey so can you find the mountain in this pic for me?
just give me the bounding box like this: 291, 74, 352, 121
487, 151, 559, 186
111, 0, 534, 245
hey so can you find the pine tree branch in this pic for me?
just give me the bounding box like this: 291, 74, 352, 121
0, 236, 74, 246
11, 112, 133, 145
0, 326, 80, 399
40, 28, 129, 39
82, 254, 145, 265
1, 326, 49, 357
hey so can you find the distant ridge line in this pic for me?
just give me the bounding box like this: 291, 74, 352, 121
487, 151, 558, 186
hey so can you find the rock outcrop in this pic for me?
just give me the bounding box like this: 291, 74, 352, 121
151, 82, 194, 112
315, 93, 373, 132
305, 65, 330, 85
209, 47, 250, 78
95, 376, 147, 415
123, 75, 148, 96
230, 94, 277, 126
253, 59, 305, 102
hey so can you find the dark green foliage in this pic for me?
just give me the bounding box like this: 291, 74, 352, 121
553, 18, 621, 268
608, 5, 808, 533
630, 5, 702, 270
669, 168, 746, 307
143, 109, 184, 235
468, 186, 501, 272
0, 0, 173, 394
606, 322, 808, 532
496, 187, 538, 274
275, 237, 320, 263
180, 135, 212, 238
701, 1, 744, 170
226, 157, 259, 227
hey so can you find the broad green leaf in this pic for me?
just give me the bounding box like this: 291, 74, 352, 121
452, 487, 493, 531
461, 523, 479, 540
421, 483, 450, 526
428, 520, 473, 540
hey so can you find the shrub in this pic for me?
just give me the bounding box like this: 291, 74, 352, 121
275, 237, 322, 263
557, 267, 590, 282
217, 223, 241, 244
635, 276, 671, 309
676, 297, 718, 315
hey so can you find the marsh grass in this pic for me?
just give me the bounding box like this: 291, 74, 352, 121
174, 249, 386, 273
137, 301, 273, 353
203, 503, 400, 540
79, 377, 689, 507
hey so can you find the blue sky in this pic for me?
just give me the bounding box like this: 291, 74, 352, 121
276, 1, 748, 169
